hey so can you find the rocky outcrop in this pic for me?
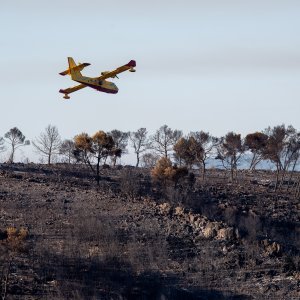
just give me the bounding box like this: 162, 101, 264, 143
203, 222, 218, 238
158, 202, 171, 215
156, 204, 238, 242
217, 227, 235, 240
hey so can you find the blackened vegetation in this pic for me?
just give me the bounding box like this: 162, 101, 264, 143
0, 163, 299, 299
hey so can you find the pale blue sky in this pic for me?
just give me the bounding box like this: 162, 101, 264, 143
0, 1, 299, 162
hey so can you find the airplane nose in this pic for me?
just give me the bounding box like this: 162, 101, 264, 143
111, 83, 118, 90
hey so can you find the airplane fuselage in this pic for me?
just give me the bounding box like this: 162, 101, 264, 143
75, 76, 118, 94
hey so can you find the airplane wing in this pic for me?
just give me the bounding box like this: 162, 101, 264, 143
96, 60, 136, 81
59, 83, 86, 95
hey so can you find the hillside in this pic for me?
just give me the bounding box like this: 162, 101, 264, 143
0, 163, 299, 299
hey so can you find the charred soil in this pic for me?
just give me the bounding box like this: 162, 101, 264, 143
0, 163, 299, 299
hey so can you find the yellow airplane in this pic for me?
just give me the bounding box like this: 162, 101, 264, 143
59, 57, 136, 99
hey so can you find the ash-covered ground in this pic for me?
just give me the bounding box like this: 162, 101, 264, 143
0, 163, 299, 299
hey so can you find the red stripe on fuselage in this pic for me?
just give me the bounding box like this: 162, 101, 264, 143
81, 82, 118, 94
94, 85, 118, 94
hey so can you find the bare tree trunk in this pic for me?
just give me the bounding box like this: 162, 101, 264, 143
287, 159, 298, 191
135, 153, 140, 167
230, 157, 236, 182
295, 179, 300, 199
1, 258, 12, 300
96, 157, 101, 185
274, 167, 280, 192
8, 146, 15, 163
230, 168, 234, 182
103, 156, 108, 164
85, 157, 95, 174
48, 145, 52, 165
202, 161, 206, 180
112, 156, 117, 167
249, 153, 257, 171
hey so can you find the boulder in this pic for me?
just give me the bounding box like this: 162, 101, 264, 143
189, 213, 195, 223
203, 222, 217, 238
192, 218, 202, 229
217, 227, 235, 240
174, 206, 185, 216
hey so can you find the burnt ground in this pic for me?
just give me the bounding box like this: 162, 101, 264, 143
0, 163, 299, 299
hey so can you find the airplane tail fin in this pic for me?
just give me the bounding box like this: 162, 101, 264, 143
68, 57, 83, 79
59, 57, 89, 79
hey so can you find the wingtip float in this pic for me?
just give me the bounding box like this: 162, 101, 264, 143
59, 57, 136, 99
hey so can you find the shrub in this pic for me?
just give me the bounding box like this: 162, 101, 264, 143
151, 157, 190, 188
5, 227, 28, 251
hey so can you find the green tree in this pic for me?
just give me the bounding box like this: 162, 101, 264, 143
173, 137, 198, 168
189, 131, 218, 179
59, 139, 76, 164
74, 131, 115, 184
263, 125, 300, 189
174, 132, 218, 179
216, 132, 244, 181
4, 127, 30, 163
244, 132, 269, 171
108, 129, 129, 166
